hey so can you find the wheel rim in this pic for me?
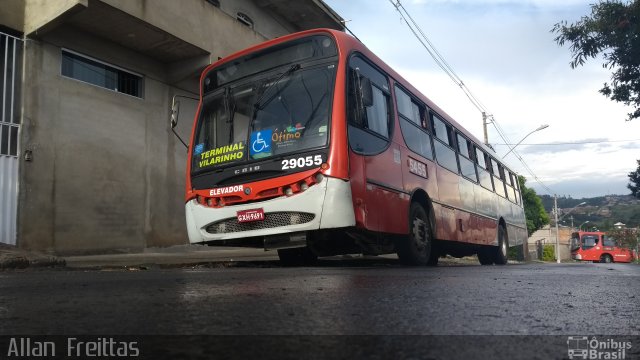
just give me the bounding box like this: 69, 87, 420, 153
411, 216, 428, 252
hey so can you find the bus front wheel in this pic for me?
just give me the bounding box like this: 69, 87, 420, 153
600, 254, 613, 263
397, 202, 434, 266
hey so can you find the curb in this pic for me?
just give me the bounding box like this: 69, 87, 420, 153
0, 246, 66, 270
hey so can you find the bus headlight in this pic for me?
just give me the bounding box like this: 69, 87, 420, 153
284, 187, 294, 196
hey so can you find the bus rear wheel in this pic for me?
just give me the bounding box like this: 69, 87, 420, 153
494, 225, 509, 265
600, 254, 613, 263
478, 225, 508, 265
397, 202, 433, 266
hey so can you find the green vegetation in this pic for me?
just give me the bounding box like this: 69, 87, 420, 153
608, 228, 639, 248
539, 194, 640, 230
519, 176, 550, 235
541, 244, 556, 262
630, 159, 640, 198
552, 0, 640, 121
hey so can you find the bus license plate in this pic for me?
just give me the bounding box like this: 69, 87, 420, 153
237, 208, 265, 223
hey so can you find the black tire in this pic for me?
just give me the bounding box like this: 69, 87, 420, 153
427, 240, 440, 266
477, 248, 494, 265
277, 247, 317, 266
478, 225, 509, 265
397, 202, 433, 266
493, 225, 509, 265
600, 254, 613, 263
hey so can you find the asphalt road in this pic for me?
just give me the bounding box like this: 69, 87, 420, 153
1, 261, 638, 359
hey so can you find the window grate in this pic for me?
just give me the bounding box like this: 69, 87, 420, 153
206, 212, 315, 234
61, 49, 143, 98
0, 33, 21, 157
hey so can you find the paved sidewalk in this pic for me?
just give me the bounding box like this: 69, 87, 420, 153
2, 243, 528, 270
63, 245, 278, 269
0, 243, 278, 270
0, 243, 66, 269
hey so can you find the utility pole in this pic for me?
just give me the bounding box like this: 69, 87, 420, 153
554, 195, 560, 263
482, 112, 489, 145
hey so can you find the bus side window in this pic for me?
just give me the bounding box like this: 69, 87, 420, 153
475, 146, 493, 190
603, 236, 615, 247
347, 55, 391, 155
457, 133, 477, 182
475, 147, 486, 169
431, 114, 458, 173
396, 85, 433, 160
432, 115, 455, 147
488, 157, 506, 197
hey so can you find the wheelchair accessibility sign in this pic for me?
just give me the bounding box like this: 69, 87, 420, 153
250, 130, 272, 159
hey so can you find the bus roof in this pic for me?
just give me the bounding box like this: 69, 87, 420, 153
201, 28, 518, 175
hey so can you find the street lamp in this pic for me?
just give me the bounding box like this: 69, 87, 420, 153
554, 201, 587, 264
558, 202, 587, 225
579, 221, 590, 231
502, 124, 549, 159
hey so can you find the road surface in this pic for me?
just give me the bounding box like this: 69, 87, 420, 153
1, 260, 638, 359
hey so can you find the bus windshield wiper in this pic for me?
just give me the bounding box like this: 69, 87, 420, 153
224, 87, 236, 144
253, 64, 300, 111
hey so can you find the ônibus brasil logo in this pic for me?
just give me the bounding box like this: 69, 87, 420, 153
567, 336, 632, 360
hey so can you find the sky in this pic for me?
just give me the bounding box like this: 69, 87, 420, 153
323, 0, 640, 198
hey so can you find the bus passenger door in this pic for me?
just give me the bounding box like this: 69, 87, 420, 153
346, 55, 404, 233
364, 143, 405, 233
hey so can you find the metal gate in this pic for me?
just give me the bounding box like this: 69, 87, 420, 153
0, 32, 22, 245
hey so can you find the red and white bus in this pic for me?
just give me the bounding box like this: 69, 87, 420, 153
180, 29, 527, 265
570, 231, 635, 263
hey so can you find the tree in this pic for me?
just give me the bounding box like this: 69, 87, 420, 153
519, 176, 550, 235
608, 228, 638, 249
629, 159, 640, 197
552, 0, 640, 121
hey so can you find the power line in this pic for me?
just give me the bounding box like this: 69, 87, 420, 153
388, 0, 488, 114
388, 0, 556, 195
493, 139, 640, 146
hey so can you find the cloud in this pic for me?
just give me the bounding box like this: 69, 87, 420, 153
620, 142, 640, 150
326, 0, 640, 198
530, 176, 631, 198
515, 138, 613, 155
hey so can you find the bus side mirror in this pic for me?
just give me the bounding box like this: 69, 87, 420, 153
170, 99, 180, 129
360, 77, 373, 108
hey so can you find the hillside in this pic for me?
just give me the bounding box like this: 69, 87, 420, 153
539, 194, 640, 229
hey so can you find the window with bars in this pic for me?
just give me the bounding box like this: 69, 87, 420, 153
61, 50, 143, 98
1, 33, 21, 157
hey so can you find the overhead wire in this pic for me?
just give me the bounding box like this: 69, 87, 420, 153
388, 0, 556, 195
493, 139, 640, 146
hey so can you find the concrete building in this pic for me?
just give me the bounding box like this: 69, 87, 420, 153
527, 225, 573, 261
0, 0, 343, 254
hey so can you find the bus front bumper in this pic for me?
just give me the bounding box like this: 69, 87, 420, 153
185, 177, 356, 246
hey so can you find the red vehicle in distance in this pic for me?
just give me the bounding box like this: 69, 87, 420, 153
570, 231, 635, 263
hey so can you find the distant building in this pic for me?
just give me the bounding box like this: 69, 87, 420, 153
527, 225, 573, 261
0, 0, 343, 254
614, 222, 626, 229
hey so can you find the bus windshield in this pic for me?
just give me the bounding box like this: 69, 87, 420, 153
581, 234, 599, 250
191, 35, 337, 175
570, 235, 581, 251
